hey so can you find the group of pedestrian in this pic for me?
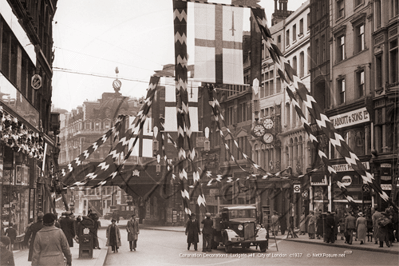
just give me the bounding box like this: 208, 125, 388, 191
185, 212, 214, 252
269, 211, 288, 236
105, 213, 140, 253
372, 207, 398, 248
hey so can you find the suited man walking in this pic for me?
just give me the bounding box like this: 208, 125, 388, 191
24, 212, 44, 261
345, 212, 356, 244
59, 212, 76, 247
201, 213, 213, 252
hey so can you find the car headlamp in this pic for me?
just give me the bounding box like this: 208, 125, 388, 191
238, 224, 243, 231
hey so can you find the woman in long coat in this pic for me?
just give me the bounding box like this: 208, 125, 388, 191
126, 214, 139, 251
106, 219, 121, 253
185, 214, 200, 251
307, 211, 316, 239
356, 212, 367, 244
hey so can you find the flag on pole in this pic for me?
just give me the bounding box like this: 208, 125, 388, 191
194, 3, 244, 85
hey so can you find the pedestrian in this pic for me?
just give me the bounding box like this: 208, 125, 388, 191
31, 213, 72, 266
89, 212, 101, 249
279, 213, 287, 235
345, 212, 356, 244
126, 214, 139, 251
372, 207, 383, 244
185, 213, 200, 251
307, 211, 316, 239
59, 211, 75, 247
271, 211, 280, 236
299, 211, 307, 235
106, 219, 121, 253
24, 212, 44, 261
356, 212, 367, 244
201, 212, 213, 252
377, 211, 392, 248
316, 210, 323, 240
0, 236, 15, 266
5, 222, 17, 251
386, 207, 395, 245
325, 212, 335, 243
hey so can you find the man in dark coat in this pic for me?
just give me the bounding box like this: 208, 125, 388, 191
279, 214, 287, 235
24, 212, 44, 261
59, 212, 76, 247
0, 236, 14, 266
345, 212, 356, 244
185, 213, 200, 251
325, 212, 335, 243
201, 212, 213, 252
316, 210, 323, 239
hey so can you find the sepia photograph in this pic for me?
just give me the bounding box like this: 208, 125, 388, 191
0, 0, 398, 265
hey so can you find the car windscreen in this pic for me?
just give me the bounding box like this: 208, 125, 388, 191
229, 209, 256, 219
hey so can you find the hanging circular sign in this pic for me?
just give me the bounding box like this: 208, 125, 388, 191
113, 79, 122, 91
302, 190, 308, 198
341, 175, 352, 186
31, 74, 42, 90
293, 184, 301, 193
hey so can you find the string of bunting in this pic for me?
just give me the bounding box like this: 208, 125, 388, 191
250, 8, 394, 211
0, 105, 44, 159
60, 115, 125, 177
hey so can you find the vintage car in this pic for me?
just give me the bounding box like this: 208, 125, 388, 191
212, 205, 268, 253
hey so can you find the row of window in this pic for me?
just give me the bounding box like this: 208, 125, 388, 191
337, 69, 365, 104
286, 16, 309, 47
335, 23, 365, 64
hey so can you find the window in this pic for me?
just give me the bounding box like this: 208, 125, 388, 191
338, 78, 346, 104
321, 35, 325, 62
307, 47, 311, 73
375, 0, 381, 29
390, 39, 398, 83
299, 52, 304, 78
376, 54, 383, 88
293, 25, 297, 42
337, 35, 345, 62
286, 29, 290, 47
307, 13, 310, 30
293, 56, 297, 75
277, 35, 281, 50
356, 24, 365, 52
285, 103, 290, 128
299, 19, 304, 35
357, 70, 365, 97
392, 0, 399, 17
276, 77, 281, 93
315, 39, 319, 65
337, 0, 345, 19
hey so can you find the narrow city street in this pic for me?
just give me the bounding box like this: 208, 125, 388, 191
100, 229, 399, 266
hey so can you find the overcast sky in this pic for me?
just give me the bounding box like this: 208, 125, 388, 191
52, 0, 305, 111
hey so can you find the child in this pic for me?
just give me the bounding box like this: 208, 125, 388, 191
0, 236, 15, 266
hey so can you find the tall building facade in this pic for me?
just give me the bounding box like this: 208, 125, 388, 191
0, 0, 59, 236
371, 0, 399, 210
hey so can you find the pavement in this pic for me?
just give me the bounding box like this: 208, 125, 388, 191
13, 222, 398, 266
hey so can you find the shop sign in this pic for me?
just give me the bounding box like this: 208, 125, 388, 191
310, 176, 328, 186
293, 184, 301, 193
332, 162, 369, 172
381, 176, 392, 181
329, 107, 370, 129
381, 184, 392, 190
341, 176, 352, 186
381, 163, 391, 168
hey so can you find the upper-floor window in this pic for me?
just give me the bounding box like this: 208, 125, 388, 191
337, 35, 345, 62
277, 35, 282, 50
299, 19, 304, 35
307, 13, 310, 30
299, 52, 304, 78
292, 56, 297, 75
286, 29, 290, 46
390, 39, 398, 83
356, 69, 365, 97
356, 24, 365, 53
293, 24, 297, 42
375, 0, 382, 29
338, 78, 346, 104
376, 54, 383, 89
392, 0, 399, 18
337, 0, 345, 19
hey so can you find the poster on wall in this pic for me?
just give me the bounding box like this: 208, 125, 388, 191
3, 169, 12, 185
16, 166, 22, 184
22, 166, 29, 185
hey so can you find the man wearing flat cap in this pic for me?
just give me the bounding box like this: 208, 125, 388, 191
201, 212, 213, 252
32, 213, 72, 266
185, 213, 200, 251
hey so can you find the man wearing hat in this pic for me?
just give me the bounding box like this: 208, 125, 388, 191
127, 213, 139, 251
24, 212, 44, 261
59, 211, 76, 247
32, 213, 72, 266
185, 213, 200, 251
201, 212, 213, 252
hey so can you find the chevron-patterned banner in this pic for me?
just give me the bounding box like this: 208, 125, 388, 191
251, 8, 397, 212
60, 115, 125, 178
